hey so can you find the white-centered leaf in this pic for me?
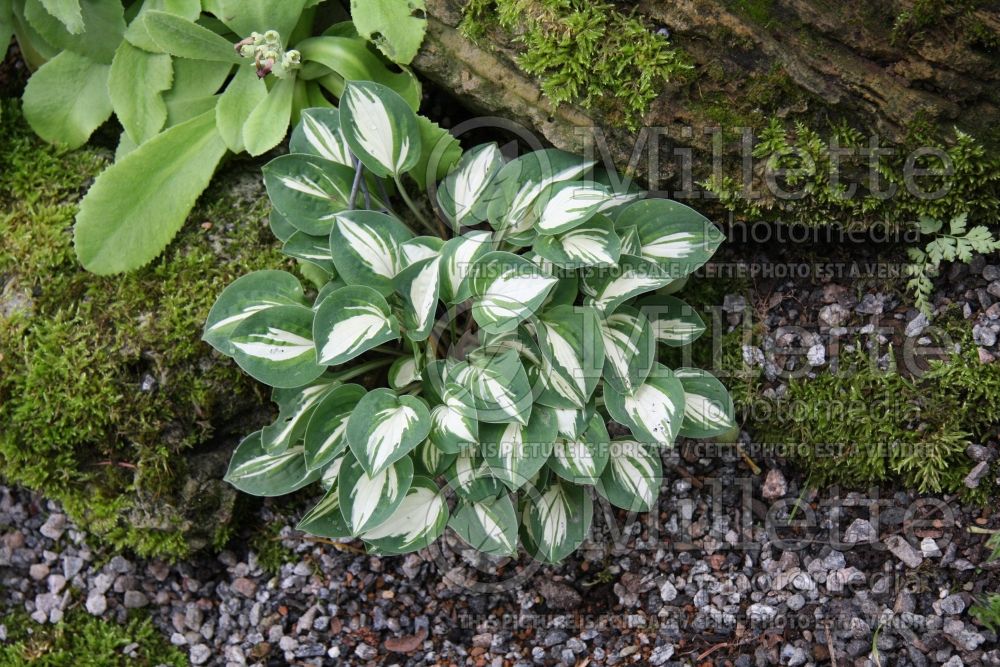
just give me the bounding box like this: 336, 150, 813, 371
548, 414, 610, 485
533, 215, 621, 268
597, 439, 662, 511
674, 368, 736, 438
447, 348, 534, 425
303, 383, 367, 470
439, 230, 492, 304
481, 406, 557, 490
290, 108, 352, 166
445, 449, 505, 503
638, 294, 706, 347
263, 154, 356, 236
393, 256, 441, 341
225, 431, 320, 497
467, 251, 557, 333
535, 306, 604, 409
339, 80, 419, 177
297, 482, 350, 539
313, 285, 399, 366
522, 477, 592, 564
416, 439, 456, 477
203, 270, 306, 355
329, 210, 413, 295
449, 494, 518, 557
361, 477, 449, 555
347, 389, 431, 476
339, 452, 414, 535
262, 376, 340, 455
399, 235, 443, 269
231, 305, 325, 388
388, 357, 422, 390
599, 306, 656, 394
535, 181, 638, 235
615, 198, 724, 281
438, 143, 504, 228
429, 404, 479, 454
604, 364, 686, 446
582, 255, 674, 314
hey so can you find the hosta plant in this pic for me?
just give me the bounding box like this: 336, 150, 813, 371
205, 82, 734, 562
0, 0, 439, 274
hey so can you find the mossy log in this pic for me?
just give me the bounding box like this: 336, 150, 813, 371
415, 0, 1000, 185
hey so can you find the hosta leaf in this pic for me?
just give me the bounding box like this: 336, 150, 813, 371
638, 295, 706, 347
616, 199, 724, 280
596, 439, 662, 511
263, 154, 356, 236
262, 377, 339, 455
22, 50, 112, 149
604, 363, 686, 446
521, 477, 592, 564
203, 270, 307, 356
339, 452, 414, 535
290, 108, 353, 166
486, 149, 594, 236
581, 255, 673, 314
282, 231, 336, 274
553, 406, 592, 441
318, 454, 345, 491
329, 210, 414, 295
535, 305, 605, 409
532, 215, 621, 268
480, 405, 557, 490
303, 383, 366, 470
350, 0, 427, 65
215, 64, 267, 153
437, 143, 504, 229
674, 368, 736, 438
535, 181, 640, 235
225, 431, 320, 497
346, 389, 431, 476
313, 285, 398, 366
449, 494, 518, 557
618, 224, 642, 255
439, 230, 493, 304
416, 439, 456, 477
599, 306, 656, 394
399, 236, 443, 268
108, 41, 173, 146
339, 81, 419, 178
467, 251, 558, 333
362, 476, 449, 555
388, 357, 421, 390
297, 481, 350, 539
74, 109, 228, 274
447, 348, 533, 425
548, 414, 610, 485
393, 257, 442, 341
429, 404, 478, 454
231, 304, 325, 388
445, 449, 505, 502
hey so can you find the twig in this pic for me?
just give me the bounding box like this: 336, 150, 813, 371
305, 536, 367, 554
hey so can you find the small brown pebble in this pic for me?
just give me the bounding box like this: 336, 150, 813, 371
201, 222, 213, 230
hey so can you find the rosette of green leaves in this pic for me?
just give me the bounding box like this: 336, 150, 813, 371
0, 0, 443, 274
206, 82, 734, 562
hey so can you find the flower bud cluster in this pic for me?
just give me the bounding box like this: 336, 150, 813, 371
234, 30, 301, 79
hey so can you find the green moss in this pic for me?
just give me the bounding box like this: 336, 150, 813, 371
726, 0, 776, 27
249, 521, 298, 576
891, 0, 996, 46
0, 99, 286, 559
461, 0, 692, 129
0, 611, 184, 666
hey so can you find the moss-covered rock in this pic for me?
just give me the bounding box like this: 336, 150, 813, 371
0, 100, 285, 559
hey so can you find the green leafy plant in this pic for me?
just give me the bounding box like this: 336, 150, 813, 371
906, 213, 1000, 315
971, 532, 1000, 632
0, 0, 432, 274
204, 81, 733, 562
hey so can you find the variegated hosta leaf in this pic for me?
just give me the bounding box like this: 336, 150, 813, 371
535, 181, 641, 235
314, 278, 348, 309
289, 108, 352, 166
399, 235, 444, 269
581, 255, 674, 314
303, 383, 366, 470
553, 406, 593, 441
312, 286, 398, 366
445, 448, 506, 502
486, 148, 594, 236
361, 477, 449, 556
339, 452, 414, 535
438, 143, 504, 228
521, 477, 593, 564
596, 439, 662, 511
467, 251, 558, 333
297, 482, 350, 539
203, 270, 306, 355
429, 404, 479, 454
674, 368, 736, 438
618, 224, 642, 256
282, 231, 336, 275
535, 306, 605, 409
225, 431, 320, 497
524, 255, 579, 310
231, 305, 325, 388
548, 414, 610, 485
604, 363, 686, 446
638, 294, 706, 347
262, 377, 340, 455
449, 494, 519, 557
476, 325, 545, 390
438, 230, 493, 304
269, 209, 297, 243
329, 210, 414, 296
393, 256, 442, 341
599, 306, 656, 395
616, 199, 724, 280
532, 215, 621, 268
388, 356, 422, 390
339, 80, 419, 178
346, 389, 431, 476
447, 348, 533, 425
263, 154, 356, 236
416, 439, 456, 477
319, 454, 345, 491
480, 406, 557, 490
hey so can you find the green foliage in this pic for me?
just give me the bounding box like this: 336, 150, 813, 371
2, 0, 427, 274
207, 82, 732, 563
703, 120, 1000, 232
891, 0, 997, 47
460, 0, 691, 129
0, 611, 184, 667
971, 533, 1000, 631
907, 213, 1000, 315
0, 100, 283, 558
